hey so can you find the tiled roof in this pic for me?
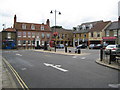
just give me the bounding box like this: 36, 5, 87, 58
3, 28, 16, 32
106, 21, 120, 30
90, 21, 111, 32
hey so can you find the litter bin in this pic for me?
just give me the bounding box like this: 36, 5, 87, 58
77, 48, 81, 54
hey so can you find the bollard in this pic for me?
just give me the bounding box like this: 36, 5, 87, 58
77, 48, 81, 54
100, 48, 103, 61
65, 46, 67, 53
109, 49, 112, 64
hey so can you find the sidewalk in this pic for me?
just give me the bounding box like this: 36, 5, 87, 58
1, 57, 18, 89
96, 59, 120, 70
34, 49, 89, 56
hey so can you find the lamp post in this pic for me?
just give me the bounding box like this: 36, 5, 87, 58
50, 10, 61, 52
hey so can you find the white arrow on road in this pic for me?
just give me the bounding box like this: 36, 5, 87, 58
44, 63, 68, 72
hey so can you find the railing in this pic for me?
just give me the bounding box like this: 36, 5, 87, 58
100, 49, 120, 65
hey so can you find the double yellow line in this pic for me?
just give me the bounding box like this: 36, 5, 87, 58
3, 58, 29, 90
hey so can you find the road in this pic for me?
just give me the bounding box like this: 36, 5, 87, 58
2, 49, 119, 88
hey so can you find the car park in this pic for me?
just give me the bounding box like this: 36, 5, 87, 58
105, 44, 120, 54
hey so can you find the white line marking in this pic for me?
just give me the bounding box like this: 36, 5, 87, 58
72, 56, 77, 58
16, 53, 22, 56
21, 68, 27, 71
44, 63, 68, 72
81, 57, 86, 59
108, 84, 120, 88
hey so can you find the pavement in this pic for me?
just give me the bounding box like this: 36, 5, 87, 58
1, 48, 120, 89
1, 54, 18, 89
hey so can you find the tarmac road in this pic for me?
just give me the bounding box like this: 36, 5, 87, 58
2, 49, 119, 88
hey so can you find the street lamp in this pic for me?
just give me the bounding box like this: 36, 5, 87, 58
50, 10, 61, 52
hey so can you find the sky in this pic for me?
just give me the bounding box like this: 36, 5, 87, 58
0, 0, 120, 31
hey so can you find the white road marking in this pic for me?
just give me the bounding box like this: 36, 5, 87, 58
108, 83, 120, 88
72, 56, 77, 58
44, 63, 68, 72
81, 57, 86, 59
21, 68, 27, 71
16, 53, 22, 56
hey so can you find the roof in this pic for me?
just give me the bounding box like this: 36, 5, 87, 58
90, 21, 111, 32
3, 28, 16, 32
106, 21, 120, 30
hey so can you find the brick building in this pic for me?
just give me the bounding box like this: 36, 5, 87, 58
13, 15, 52, 49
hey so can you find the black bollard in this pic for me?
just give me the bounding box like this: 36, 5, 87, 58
109, 49, 112, 64
77, 48, 81, 54
65, 46, 67, 53
100, 48, 103, 61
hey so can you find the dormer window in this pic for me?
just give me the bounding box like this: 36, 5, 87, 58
31, 24, 35, 30
22, 24, 26, 29
41, 25, 44, 30
89, 24, 93, 29
82, 25, 86, 30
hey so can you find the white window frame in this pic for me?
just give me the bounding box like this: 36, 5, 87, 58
23, 40, 26, 46
23, 32, 26, 37
106, 30, 109, 36
114, 30, 117, 36
42, 33, 45, 38
41, 25, 44, 30
22, 24, 26, 29
18, 40, 21, 46
7, 33, 11, 39
31, 24, 35, 30
32, 32, 35, 38
28, 32, 31, 38
18, 32, 22, 37
47, 34, 50, 38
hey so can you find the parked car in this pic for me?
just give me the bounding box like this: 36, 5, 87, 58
76, 44, 87, 49
56, 44, 64, 49
89, 44, 96, 49
93, 44, 103, 49
105, 44, 120, 54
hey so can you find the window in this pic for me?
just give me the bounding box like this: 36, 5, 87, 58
91, 32, 94, 37
84, 34, 86, 38
42, 33, 45, 38
89, 24, 93, 29
28, 41, 31, 45
7, 33, 11, 39
106, 30, 109, 36
82, 25, 86, 30
18, 40, 21, 45
114, 30, 117, 36
36, 33, 40, 38
62, 34, 64, 39
41, 25, 44, 30
32, 40, 35, 45
22, 24, 26, 29
18, 32, 22, 37
32, 32, 35, 38
47, 34, 50, 39
97, 32, 100, 37
65, 34, 67, 38
28, 32, 31, 38
23, 32, 26, 37
23, 40, 26, 45
31, 24, 35, 30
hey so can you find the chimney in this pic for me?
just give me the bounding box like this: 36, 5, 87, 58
13, 15, 17, 28
46, 19, 50, 26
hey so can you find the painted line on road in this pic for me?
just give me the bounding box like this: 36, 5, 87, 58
44, 63, 68, 72
3, 58, 29, 90
108, 83, 120, 88
16, 53, 22, 56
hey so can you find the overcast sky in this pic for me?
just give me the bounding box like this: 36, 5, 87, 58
0, 0, 120, 31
